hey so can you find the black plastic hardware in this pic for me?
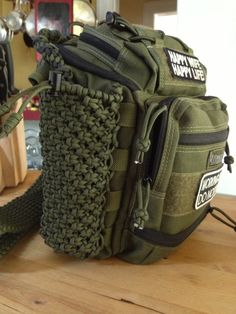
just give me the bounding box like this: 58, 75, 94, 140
106, 11, 120, 25
48, 70, 62, 95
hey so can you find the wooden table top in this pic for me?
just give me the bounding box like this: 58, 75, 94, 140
0, 171, 236, 314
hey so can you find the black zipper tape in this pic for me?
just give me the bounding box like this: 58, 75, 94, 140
144, 97, 175, 184
134, 208, 208, 247
144, 110, 167, 184
179, 128, 229, 145
58, 45, 139, 91
79, 32, 120, 60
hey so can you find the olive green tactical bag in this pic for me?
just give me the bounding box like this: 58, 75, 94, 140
0, 12, 234, 264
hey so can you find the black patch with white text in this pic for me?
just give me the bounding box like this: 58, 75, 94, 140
164, 48, 206, 83
195, 168, 222, 210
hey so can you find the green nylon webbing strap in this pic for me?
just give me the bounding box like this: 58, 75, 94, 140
0, 175, 43, 257
119, 103, 136, 127
111, 149, 129, 172
0, 82, 51, 139
0, 79, 51, 257
104, 191, 122, 212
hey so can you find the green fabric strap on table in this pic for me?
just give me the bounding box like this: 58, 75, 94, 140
0, 175, 43, 257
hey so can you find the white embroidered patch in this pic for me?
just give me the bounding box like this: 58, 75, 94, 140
195, 168, 222, 210
164, 48, 206, 83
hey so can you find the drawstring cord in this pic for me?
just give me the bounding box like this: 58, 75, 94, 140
133, 103, 167, 229
224, 142, 234, 173
209, 207, 236, 231
0, 81, 51, 139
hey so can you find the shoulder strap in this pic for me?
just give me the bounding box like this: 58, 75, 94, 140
0, 29, 70, 257
0, 81, 51, 139
0, 28, 98, 257
0, 175, 42, 257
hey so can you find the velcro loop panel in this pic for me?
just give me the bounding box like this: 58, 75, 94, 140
111, 149, 129, 172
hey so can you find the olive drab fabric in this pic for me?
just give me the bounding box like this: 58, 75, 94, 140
0, 12, 234, 263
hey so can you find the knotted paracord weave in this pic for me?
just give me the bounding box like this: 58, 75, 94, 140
0, 28, 123, 258
32, 29, 124, 258
33, 29, 74, 83
39, 82, 122, 259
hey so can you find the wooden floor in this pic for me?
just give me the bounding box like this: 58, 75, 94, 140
0, 171, 236, 314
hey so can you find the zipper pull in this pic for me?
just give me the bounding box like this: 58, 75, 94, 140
135, 138, 151, 164
224, 142, 234, 173
209, 207, 236, 231
134, 104, 167, 164
48, 70, 62, 96
133, 179, 151, 229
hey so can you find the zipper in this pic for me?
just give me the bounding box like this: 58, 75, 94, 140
134, 208, 208, 247
144, 97, 176, 185
125, 97, 175, 230
79, 32, 120, 60
179, 129, 229, 145
58, 45, 140, 91
84, 26, 123, 51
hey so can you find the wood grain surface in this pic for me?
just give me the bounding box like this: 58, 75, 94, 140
0, 171, 236, 314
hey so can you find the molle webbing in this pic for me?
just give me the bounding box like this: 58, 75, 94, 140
0, 176, 42, 257
39, 82, 123, 259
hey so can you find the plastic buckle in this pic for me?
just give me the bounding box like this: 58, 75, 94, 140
48, 70, 62, 96
106, 11, 120, 26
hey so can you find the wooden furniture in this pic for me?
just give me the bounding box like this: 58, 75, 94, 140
0, 170, 236, 314
0, 99, 27, 193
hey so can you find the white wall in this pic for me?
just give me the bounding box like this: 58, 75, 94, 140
96, 0, 119, 21
177, 0, 236, 195
143, 0, 177, 27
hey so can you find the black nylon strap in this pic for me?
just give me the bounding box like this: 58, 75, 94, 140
134, 209, 208, 247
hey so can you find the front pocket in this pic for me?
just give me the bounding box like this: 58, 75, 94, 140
159, 97, 229, 234
120, 96, 229, 263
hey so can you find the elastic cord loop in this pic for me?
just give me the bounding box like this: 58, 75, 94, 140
209, 207, 236, 231
135, 103, 167, 164
0, 85, 39, 117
